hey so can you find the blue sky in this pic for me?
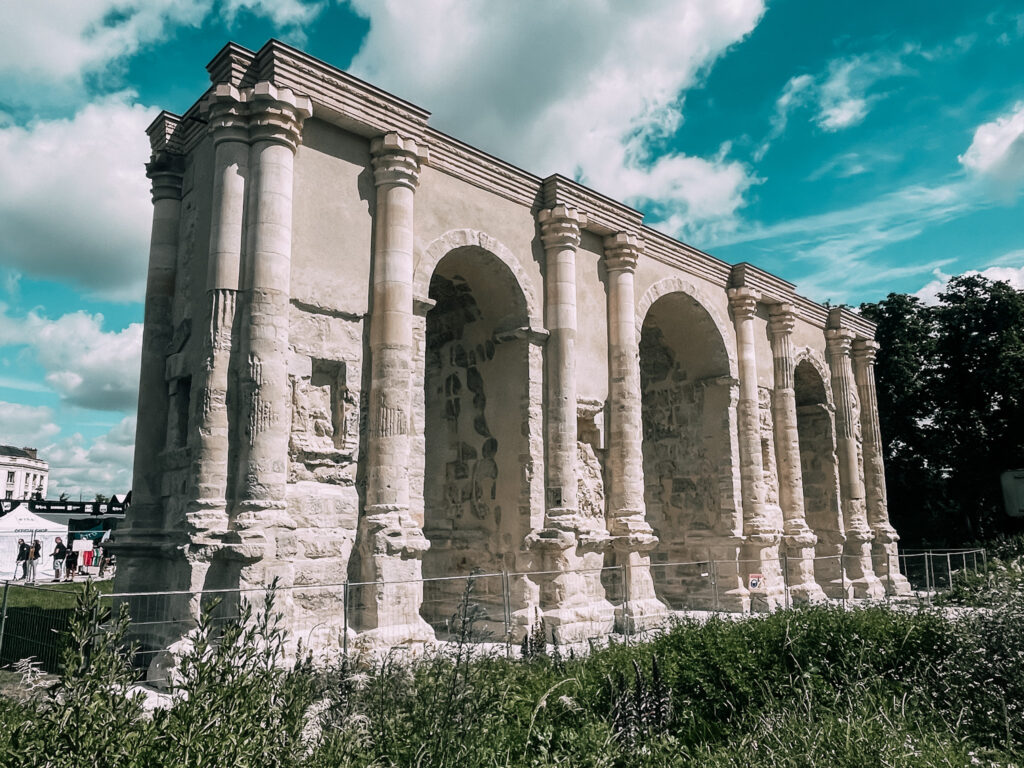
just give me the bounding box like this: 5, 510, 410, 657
1, 0, 1022, 496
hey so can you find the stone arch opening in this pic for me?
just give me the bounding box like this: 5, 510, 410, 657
420, 245, 531, 632
639, 291, 735, 608
794, 357, 845, 596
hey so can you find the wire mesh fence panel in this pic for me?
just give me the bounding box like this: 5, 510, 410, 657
419, 572, 507, 644
648, 560, 717, 615
0, 582, 83, 672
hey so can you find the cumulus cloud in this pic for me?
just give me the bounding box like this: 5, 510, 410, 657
0, 94, 155, 300
915, 257, 1024, 305
43, 416, 137, 499
0, 401, 61, 447
0, 307, 142, 411
0, 0, 326, 108
958, 101, 1024, 197
348, 0, 766, 241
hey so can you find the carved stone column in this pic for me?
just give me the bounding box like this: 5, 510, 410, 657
232, 84, 310, 574
852, 340, 911, 595
604, 232, 664, 629
825, 329, 885, 598
728, 288, 783, 608
189, 84, 248, 545
117, 143, 184, 578
355, 133, 432, 641
768, 305, 826, 603
529, 206, 613, 641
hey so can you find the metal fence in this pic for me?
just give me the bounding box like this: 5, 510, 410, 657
0, 548, 988, 684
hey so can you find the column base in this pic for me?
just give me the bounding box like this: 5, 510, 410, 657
743, 531, 785, 611
844, 528, 885, 599
783, 530, 827, 605
871, 527, 912, 596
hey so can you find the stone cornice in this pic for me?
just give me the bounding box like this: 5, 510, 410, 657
173, 39, 845, 329
146, 111, 183, 155
828, 306, 877, 341
424, 128, 541, 208
641, 227, 732, 287
206, 42, 256, 87
250, 39, 429, 140
729, 262, 796, 304
542, 175, 644, 237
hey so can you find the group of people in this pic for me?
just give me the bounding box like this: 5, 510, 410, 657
12, 536, 81, 583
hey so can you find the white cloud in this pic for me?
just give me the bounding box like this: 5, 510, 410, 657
348, 0, 766, 240
958, 101, 1024, 197
43, 416, 136, 499
758, 46, 919, 159
0, 307, 142, 411
0, 0, 326, 107
915, 259, 1024, 305
0, 94, 155, 299
0, 401, 60, 447
715, 179, 980, 302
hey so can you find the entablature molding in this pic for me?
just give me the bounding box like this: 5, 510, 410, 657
541, 174, 644, 237
729, 262, 796, 304
827, 305, 877, 341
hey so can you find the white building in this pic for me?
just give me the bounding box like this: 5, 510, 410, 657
1, 446, 49, 500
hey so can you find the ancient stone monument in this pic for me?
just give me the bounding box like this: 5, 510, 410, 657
114, 40, 910, 652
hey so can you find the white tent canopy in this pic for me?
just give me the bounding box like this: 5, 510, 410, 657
1, 503, 67, 580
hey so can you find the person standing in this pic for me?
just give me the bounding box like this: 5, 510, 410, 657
64, 544, 77, 582
25, 539, 41, 584
51, 537, 67, 582
14, 538, 28, 580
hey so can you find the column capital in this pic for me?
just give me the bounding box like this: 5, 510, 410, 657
371, 132, 427, 190
727, 287, 760, 321
247, 81, 312, 152
603, 231, 642, 272
825, 328, 856, 356
146, 151, 185, 202
767, 303, 796, 338
851, 338, 880, 365
204, 83, 249, 145
538, 205, 586, 250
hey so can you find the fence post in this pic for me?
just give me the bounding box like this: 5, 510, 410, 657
342, 581, 349, 660
781, 549, 790, 611
0, 581, 9, 662
501, 571, 512, 655
924, 552, 932, 605
840, 556, 846, 610
946, 552, 952, 590
710, 557, 720, 613
620, 565, 630, 644
982, 549, 988, 577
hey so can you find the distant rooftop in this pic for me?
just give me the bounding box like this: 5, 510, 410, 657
0, 445, 39, 460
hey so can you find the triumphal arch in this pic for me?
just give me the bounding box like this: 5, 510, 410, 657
115, 40, 910, 648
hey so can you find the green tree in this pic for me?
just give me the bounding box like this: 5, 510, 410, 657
861, 275, 1024, 545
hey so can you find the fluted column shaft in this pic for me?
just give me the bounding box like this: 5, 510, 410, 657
603, 233, 648, 533
365, 133, 424, 523
191, 86, 248, 532
852, 340, 911, 594
234, 85, 310, 534
539, 206, 585, 522
728, 288, 769, 533
129, 151, 184, 538
769, 305, 825, 602
356, 133, 432, 640
767, 307, 810, 536
826, 329, 884, 597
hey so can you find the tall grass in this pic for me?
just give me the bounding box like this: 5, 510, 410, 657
1, 579, 1021, 767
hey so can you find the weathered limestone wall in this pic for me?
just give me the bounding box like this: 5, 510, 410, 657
119, 41, 910, 663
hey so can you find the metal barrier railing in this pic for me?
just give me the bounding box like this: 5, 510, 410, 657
0, 548, 988, 680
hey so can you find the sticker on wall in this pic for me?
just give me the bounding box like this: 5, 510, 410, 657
748, 573, 764, 592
